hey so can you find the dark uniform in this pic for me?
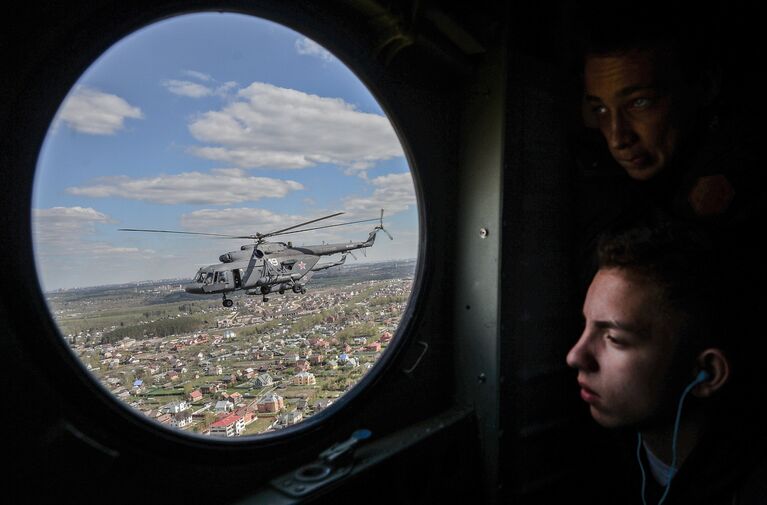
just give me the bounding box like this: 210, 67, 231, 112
640, 423, 767, 505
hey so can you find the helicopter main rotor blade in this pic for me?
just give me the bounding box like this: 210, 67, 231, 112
268, 217, 381, 238
119, 212, 344, 241
120, 211, 357, 242
259, 211, 344, 239
118, 228, 245, 238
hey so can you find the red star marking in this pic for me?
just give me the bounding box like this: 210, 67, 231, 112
297, 261, 306, 270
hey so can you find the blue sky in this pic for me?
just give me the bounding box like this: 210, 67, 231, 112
32, 12, 418, 291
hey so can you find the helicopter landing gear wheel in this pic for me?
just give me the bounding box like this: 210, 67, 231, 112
222, 296, 233, 308
262, 296, 269, 303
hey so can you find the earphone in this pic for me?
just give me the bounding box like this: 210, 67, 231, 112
637, 369, 710, 505
694, 370, 711, 384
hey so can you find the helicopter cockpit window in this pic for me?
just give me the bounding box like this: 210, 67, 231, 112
32, 12, 419, 439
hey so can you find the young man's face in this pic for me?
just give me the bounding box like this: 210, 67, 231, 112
584, 48, 684, 181
566, 268, 681, 428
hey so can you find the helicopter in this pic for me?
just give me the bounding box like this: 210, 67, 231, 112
119, 209, 393, 306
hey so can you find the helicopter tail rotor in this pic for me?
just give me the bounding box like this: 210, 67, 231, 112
376, 209, 393, 240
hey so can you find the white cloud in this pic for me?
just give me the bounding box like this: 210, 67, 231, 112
32, 207, 214, 290
32, 206, 144, 257
34, 206, 110, 221
181, 208, 304, 235
295, 37, 335, 62
162, 79, 213, 98
189, 147, 314, 169
56, 87, 143, 135
182, 69, 213, 82
33, 206, 111, 245
344, 172, 417, 215
215, 81, 238, 96
187, 82, 403, 174
179, 207, 381, 245
65, 168, 304, 205
162, 76, 238, 98
172, 172, 417, 244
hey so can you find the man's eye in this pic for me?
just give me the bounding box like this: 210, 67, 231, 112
592, 105, 607, 115
631, 97, 652, 109
606, 335, 625, 346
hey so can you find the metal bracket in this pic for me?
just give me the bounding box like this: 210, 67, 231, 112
270, 429, 372, 498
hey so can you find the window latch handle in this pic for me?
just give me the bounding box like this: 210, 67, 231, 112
319, 428, 372, 465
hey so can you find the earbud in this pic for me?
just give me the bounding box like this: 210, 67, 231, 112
694, 370, 711, 384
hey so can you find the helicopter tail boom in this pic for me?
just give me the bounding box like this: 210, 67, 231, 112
301, 210, 392, 256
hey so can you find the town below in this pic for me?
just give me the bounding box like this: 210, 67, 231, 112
46, 260, 416, 437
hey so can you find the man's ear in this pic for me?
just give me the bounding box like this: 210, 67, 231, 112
692, 348, 730, 398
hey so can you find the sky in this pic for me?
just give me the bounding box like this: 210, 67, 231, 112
32, 13, 419, 291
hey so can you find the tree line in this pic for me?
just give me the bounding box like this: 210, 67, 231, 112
101, 316, 206, 344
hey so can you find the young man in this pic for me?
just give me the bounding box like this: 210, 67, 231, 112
583, 46, 690, 183
572, 2, 764, 225
567, 222, 766, 504
569, 3, 766, 321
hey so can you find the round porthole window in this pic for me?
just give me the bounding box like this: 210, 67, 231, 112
32, 12, 419, 438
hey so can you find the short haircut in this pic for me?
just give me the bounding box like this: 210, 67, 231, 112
565, 1, 720, 90
596, 218, 767, 419
596, 220, 732, 358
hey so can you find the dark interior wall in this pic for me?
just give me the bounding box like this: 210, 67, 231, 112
501, 50, 584, 503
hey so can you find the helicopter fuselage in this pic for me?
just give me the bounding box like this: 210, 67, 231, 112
184, 251, 321, 295
183, 228, 381, 301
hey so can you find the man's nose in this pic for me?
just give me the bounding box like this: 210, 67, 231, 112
566, 332, 598, 372
607, 111, 637, 151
